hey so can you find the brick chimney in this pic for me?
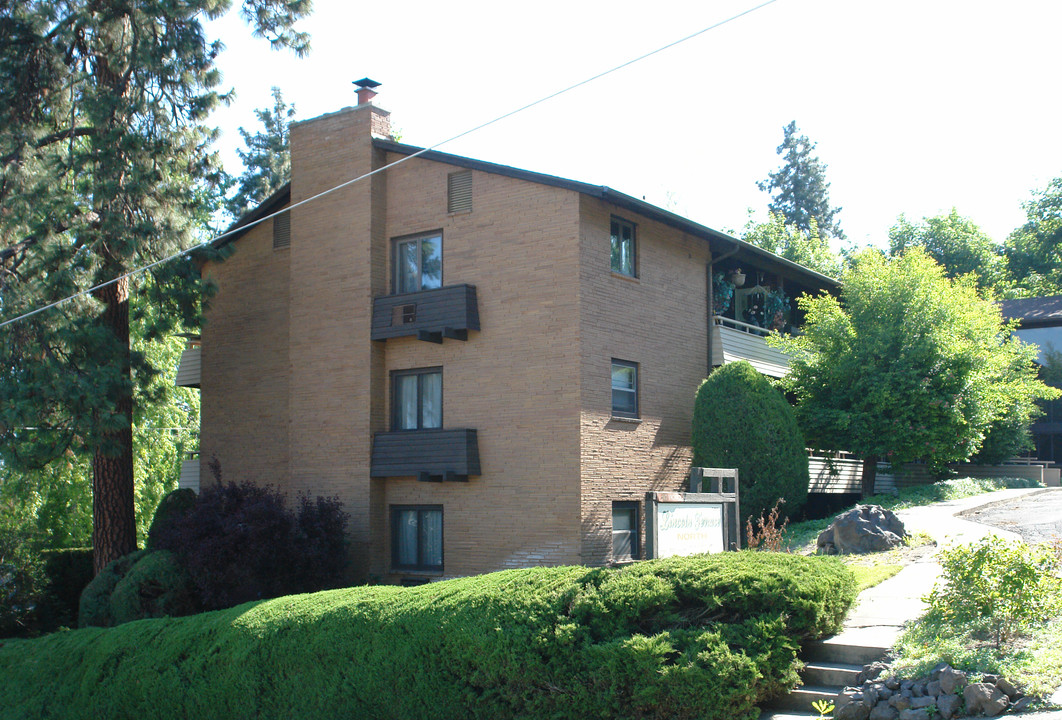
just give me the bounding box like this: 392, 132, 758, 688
354, 77, 380, 106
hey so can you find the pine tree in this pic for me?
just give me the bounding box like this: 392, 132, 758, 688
0, 0, 309, 573
225, 86, 296, 219
758, 121, 845, 241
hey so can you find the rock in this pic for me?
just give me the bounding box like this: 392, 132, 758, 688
982, 674, 1000, 685
885, 676, 901, 691
898, 709, 929, 720
1011, 696, 1034, 713
836, 700, 872, 720
936, 693, 962, 720
909, 696, 935, 710
996, 677, 1021, 699
889, 695, 912, 711
965, 683, 1009, 717
869, 702, 899, 720
860, 662, 890, 684
926, 680, 941, 697
817, 505, 908, 554
938, 667, 967, 695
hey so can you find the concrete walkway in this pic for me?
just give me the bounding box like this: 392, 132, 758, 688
830, 488, 1036, 652
762, 488, 1062, 720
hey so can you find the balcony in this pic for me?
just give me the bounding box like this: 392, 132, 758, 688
179, 453, 200, 493
371, 284, 480, 343
711, 317, 791, 378
370, 428, 481, 481
174, 338, 201, 388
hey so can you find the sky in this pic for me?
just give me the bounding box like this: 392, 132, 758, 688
205, 0, 1062, 249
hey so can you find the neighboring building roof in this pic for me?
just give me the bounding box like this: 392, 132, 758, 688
219, 138, 840, 292
1000, 296, 1062, 328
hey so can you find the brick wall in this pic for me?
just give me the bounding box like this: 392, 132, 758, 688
577, 195, 712, 565
374, 155, 584, 580
200, 217, 291, 492
202, 101, 717, 582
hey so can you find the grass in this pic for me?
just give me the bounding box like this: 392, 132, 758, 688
892, 615, 1062, 701
848, 564, 903, 592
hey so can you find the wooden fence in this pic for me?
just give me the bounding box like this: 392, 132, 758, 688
807, 452, 1060, 493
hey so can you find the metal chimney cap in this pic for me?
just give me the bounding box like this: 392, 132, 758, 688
353, 78, 381, 89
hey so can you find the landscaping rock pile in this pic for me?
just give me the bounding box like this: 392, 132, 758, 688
835, 662, 1035, 720
818, 504, 907, 555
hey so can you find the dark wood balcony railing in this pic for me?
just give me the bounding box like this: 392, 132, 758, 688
371, 284, 479, 343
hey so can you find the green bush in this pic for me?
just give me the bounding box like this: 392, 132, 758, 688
692, 361, 809, 532
0, 552, 856, 720
145, 488, 197, 550
36, 548, 93, 631
79, 550, 198, 628
927, 535, 1061, 647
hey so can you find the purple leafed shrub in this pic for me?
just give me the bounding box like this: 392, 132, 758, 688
152, 482, 349, 610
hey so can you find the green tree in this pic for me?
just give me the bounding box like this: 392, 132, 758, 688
774, 249, 1058, 496
758, 121, 845, 241
0, 1, 308, 573
691, 361, 809, 532
742, 212, 841, 278
889, 209, 1005, 292
1005, 177, 1062, 296
0, 300, 200, 550
225, 86, 295, 219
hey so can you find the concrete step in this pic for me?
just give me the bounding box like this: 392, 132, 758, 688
758, 712, 819, 720
771, 685, 840, 713
802, 660, 863, 688
803, 636, 890, 666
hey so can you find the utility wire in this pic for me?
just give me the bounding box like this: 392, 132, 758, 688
0, 0, 780, 331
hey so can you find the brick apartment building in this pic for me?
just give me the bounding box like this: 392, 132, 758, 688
178, 83, 837, 584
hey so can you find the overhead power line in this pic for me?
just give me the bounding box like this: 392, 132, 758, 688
0, 0, 780, 331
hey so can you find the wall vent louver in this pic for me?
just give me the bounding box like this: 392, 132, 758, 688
447, 170, 472, 214
272, 211, 291, 249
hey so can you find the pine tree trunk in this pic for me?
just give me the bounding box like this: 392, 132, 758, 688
860, 455, 878, 499
91, 276, 137, 575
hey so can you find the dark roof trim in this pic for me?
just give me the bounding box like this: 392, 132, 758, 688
375, 140, 838, 291
214, 139, 839, 292
1001, 295, 1062, 327
216, 184, 292, 248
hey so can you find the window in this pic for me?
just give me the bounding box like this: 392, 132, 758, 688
612, 502, 640, 561
394, 233, 443, 294
392, 505, 443, 571
611, 359, 638, 418
610, 217, 636, 277
392, 367, 442, 430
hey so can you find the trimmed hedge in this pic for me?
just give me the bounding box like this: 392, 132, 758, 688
692, 361, 809, 530
79, 550, 199, 628
0, 552, 856, 720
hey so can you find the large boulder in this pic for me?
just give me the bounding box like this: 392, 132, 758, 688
818, 505, 907, 555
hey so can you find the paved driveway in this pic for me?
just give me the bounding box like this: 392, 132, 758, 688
957, 488, 1062, 545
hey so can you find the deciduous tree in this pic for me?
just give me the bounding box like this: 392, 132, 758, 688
742, 212, 841, 278
0, 0, 309, 573
773, 249, 1057, 495
1005, 177, 1062, 296
889, 209, 1004, 292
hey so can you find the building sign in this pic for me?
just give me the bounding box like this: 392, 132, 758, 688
654, 502, 725, 557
